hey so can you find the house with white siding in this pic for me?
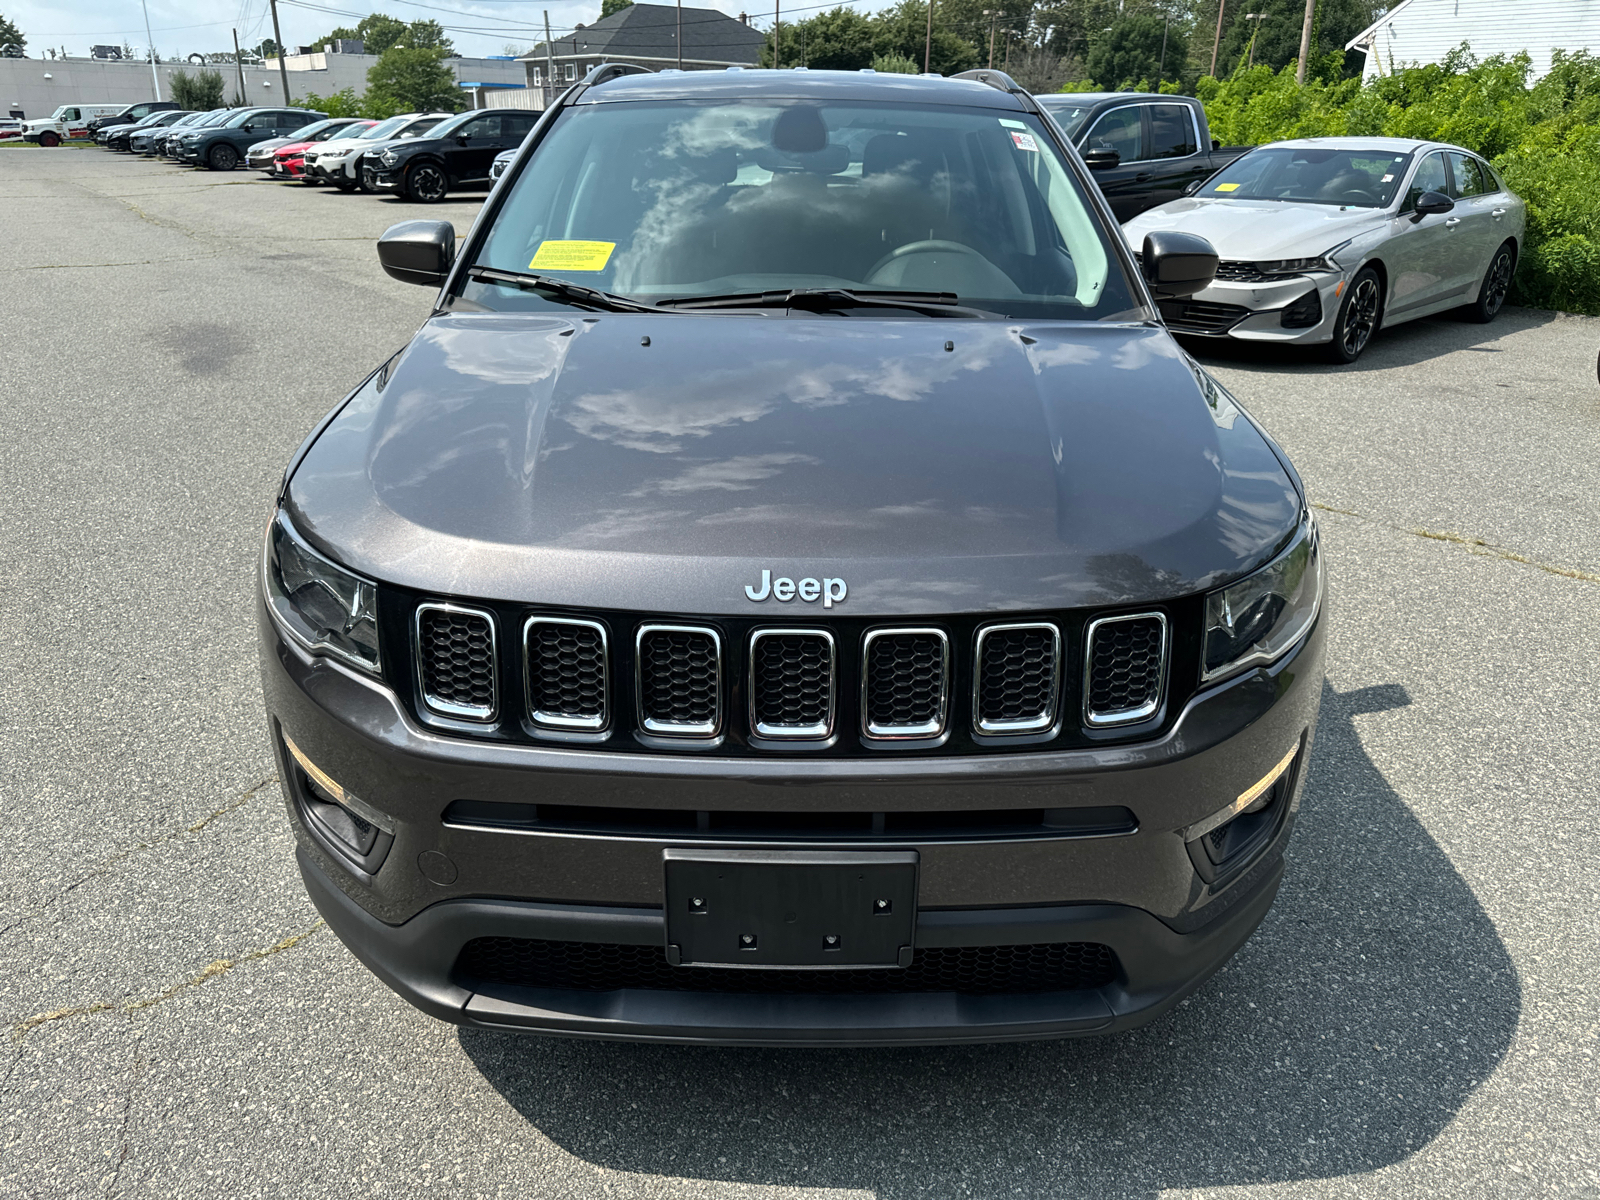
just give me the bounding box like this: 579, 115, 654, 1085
1346, 0, 1600, 81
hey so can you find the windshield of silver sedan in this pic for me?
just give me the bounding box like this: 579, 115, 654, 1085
1203, 147, 1413, 207
466, 99, 1136, 320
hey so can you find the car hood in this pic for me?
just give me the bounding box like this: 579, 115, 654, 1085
308, 136, 373, 155
287, 314, 1300, 616
276, 140, 315, 155
249, 136, 294, 152
1124, 198, 1387, 261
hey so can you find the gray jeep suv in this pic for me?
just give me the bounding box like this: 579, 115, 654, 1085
259, 65, 1325, 1045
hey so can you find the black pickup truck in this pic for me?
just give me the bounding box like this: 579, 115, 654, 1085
1035, 92, 1250, 221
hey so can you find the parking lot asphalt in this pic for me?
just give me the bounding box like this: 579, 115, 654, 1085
2, 149, 1597, 1200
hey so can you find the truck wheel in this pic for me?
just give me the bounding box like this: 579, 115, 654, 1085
1462, 241, 1515, 324
39, 131, 60, 147
207, 144, 239, 171
404, 162, 449, 204
1323, 267, 1382, 364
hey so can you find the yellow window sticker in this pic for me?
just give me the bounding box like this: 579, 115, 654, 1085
1214, 182, 1240, 192
529, 240, 616, 272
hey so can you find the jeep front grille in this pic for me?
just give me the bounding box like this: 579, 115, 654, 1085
862, 628, 949, 739
1084, 612, 1167, 726
973, 623, 1060, 735
749, 630, 835, 739
524, 617, 609, 731
636, 625, 721, 736
414, 603, 498, 721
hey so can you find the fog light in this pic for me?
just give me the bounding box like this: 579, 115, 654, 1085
1280, 288, 1323, 329
1187, 742, 1299, 844
283, 733, 395, 874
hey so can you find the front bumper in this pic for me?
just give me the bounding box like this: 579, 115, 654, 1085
248, 150, 278, 171
365, 164, 402, 191
273, 158, 306, 178
305, 156, 355, 182
1163, 272, 1345, 345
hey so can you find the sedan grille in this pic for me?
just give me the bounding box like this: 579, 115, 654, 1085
1084, 613, 1167, 726
1213, 260, 1275, 282
749, 630, 835, 739
863, 629, 949, 738
415, 604, 497, 721
1159, 300, 1251, 333
973, 623, 1060, 735
455, 937, 1119, 995
524, 618, 608, 731
636, 625, 721, 736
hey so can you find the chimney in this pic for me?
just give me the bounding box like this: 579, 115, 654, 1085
740, 11, 748, 22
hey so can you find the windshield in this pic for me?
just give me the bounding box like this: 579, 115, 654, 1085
399, 117, 444, 138
1203, 147, 1415, 208
360, 116, 411, 140
428, 112, 477, 139
197, 110, 235, 127
469, 99, 1133, 320
226, 110, 268, 127
1038, 103, 1092, 138
289, 119, 336, 139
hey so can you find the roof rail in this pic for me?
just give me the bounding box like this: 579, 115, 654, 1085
582, 62, 654, 86
951, 68, 1026, 95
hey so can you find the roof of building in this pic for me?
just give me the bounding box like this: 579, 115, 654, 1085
520, 3, 764, 65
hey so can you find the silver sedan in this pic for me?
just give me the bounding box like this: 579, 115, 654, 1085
1122, 137, 1526, 362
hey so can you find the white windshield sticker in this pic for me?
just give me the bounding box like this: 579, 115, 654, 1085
999, 118, 1027, 129
1010, 131, 1039, 152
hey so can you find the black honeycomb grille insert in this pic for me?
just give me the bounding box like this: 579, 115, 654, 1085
455, 938, 1119, 995
975, 626, 1058, 730
1087, 616, 1165, 722
526, 621, 607, 726
638, 627, 719, 732
865, 632, 947, 734
416, 607, 496, 717
751, 633, 833, 735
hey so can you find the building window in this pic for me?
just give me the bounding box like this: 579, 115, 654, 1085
531, 68, 542, 85
564, 63, 576, 81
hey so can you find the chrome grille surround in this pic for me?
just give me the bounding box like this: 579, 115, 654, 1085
523, 616, 610, 732
971, 622, 1061, 736
413, 602, 499, 723
860, 627, 950, 740
1083, 611, 1168, 727
635, 623, 723, 738
748, 628, 836, 740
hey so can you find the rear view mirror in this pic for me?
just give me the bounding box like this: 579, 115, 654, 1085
1412, 190, 1454, 219
1083, 147, 1120, 171
377, 220, 457, 287
1141, 231, 1219, 300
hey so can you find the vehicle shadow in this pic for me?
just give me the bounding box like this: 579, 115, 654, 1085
459, 680, 1519, 1197
1181, 304, 1561, 375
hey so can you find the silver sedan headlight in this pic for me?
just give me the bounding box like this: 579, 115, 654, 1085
1202, 512, 1322, 683
264, 511, 380, 675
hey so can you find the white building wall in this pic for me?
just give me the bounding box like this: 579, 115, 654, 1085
1351, 0, 1600, 82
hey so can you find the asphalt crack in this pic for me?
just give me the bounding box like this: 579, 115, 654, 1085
103, 1037, 145, 1199
0, 776, 279, 941
12, 918, 326, 1040
1312, 501, 1600, 585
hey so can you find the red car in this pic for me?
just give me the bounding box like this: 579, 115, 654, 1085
276, 121, 376, 182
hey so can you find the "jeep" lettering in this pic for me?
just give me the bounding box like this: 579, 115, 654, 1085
743, 570, 847, 608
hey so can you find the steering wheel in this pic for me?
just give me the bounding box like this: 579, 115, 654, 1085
866, 239, 989, 281
1338, 189, 1378, 204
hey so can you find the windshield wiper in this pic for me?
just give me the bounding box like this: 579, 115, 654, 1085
465, 266, 665, 314
655, 288, 1003, 318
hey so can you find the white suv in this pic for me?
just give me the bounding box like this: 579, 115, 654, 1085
302, 112, 451, 190
23, 104, 126, 146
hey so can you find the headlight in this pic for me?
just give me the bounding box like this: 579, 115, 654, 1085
379, 148, 399, 166
1252, 257, 1336, 276
1202, 513, 1322, 683
263, 511, 380, 675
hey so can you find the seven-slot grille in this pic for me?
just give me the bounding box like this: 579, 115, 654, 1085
411, 605, 1173, 745
637, 625, 721, 736
1084, 612, 1168, 726
973, 623, 1061, 735
862, 628, 949, 738
414, 603, 498, 721
749, 630, 836, 739
524, 618, 609, 731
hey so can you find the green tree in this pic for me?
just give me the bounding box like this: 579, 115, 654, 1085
0, 11, 26, 53
298, 87, 366, 118
763, 7, 877, 70
169, 67, 227, 109
356, 14, 409, 56
254, 38, 280, 59
1208, 0, 1379, 80
1087, 12, 1188, 87
366, 45, 461, 113
873, 50, 919, 73
600, 0, 634, 18
404, 19, 453, 53
872, 0, 979, 75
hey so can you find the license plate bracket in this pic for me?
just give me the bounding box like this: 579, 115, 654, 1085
663, 848, 917, 969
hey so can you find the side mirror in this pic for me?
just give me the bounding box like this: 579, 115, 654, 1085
1412, 190, 1454, 220
1083, 146, 1120, 171
377, 220, 457, 287
1141, 230, 1219, 300
456, 133, 471, 145
1182, 179, 1203, 196
1211, 137, 1221, 151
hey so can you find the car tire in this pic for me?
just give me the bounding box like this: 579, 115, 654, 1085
404, 161, 449, 204
39, 131, 60, 147
207, 144, 239, 171
1323, 267, 1382, 364
1462, 241, 1515, 324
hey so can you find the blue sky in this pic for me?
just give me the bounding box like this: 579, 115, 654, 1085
7, 0, 880, 61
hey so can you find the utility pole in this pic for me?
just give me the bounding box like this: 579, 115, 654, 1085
923, 0, 933, 73
677, 0, 683, 69
985, 9, 997, 69
269, 0, 291, 102
1244, 12, 1265, 68
140, 0, 160, 99
231, 28, 247, 103
1158, 10, 1169, 79
543, 11, 555, 102
1210, 0, 1225, 77
1295, 0, 1316, 83
774, 0, 780, 68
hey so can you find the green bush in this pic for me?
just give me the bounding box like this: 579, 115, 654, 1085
1177, 46, 1600, 315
